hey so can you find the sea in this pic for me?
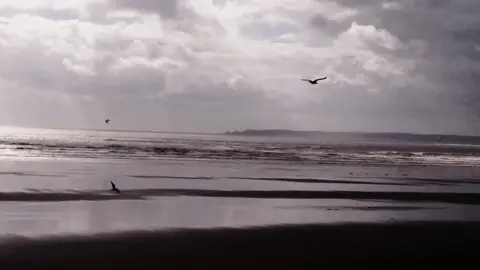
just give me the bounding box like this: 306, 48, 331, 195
0, 125, 480, 237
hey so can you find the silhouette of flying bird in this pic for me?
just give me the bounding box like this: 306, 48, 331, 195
110, 181, 120, 193
301, 77, 327, 84
105, 119, 110, 124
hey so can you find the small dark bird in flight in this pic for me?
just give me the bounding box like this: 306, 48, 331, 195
301, 77, 327, 84
105, 119, 110, 124
110, 181, 120, 193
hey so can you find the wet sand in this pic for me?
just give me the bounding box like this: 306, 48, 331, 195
0, 221, 478, 269
1, 159, 480, 235
0, 148, 479, 268
2, 188, 480, 204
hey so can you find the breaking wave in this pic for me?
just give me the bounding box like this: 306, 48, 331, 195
1, 130, 480, 166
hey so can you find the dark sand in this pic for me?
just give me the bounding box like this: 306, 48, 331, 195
0, 221, 478, 269
2, 189, 480, 204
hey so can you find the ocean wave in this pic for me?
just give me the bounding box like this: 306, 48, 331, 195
1, 135, 480, 166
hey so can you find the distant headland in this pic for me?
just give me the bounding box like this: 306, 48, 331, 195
223, 129, 323, 136
222, 129, 416, 137
222, 129, 480, 145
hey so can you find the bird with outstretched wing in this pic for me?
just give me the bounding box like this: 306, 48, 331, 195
110, 181, 120, 193
301, 76, 327, 84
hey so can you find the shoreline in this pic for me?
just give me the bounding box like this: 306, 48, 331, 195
1, 221, 479, 268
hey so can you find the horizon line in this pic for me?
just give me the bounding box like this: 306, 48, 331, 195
0, 124, 478, 138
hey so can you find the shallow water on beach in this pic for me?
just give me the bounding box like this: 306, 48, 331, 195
0, 127, 480, 236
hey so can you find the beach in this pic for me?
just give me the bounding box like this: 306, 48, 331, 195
0, 222, 478, 269
0, 126, 479, 268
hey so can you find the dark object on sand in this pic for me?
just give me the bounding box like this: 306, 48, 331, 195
105, 119, 110, 124
301, 76, 327, 84
110, 181, 120, 193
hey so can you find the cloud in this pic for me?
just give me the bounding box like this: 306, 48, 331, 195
0, 0, 479, 134
108, 0, 181, 19
308, 0, 480, 133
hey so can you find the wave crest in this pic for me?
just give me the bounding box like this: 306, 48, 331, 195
1, 136, 480, 166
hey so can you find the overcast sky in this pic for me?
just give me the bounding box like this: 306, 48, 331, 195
0, 0, 479, 135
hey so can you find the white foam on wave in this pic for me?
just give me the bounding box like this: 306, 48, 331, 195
0, 128, 479, 166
